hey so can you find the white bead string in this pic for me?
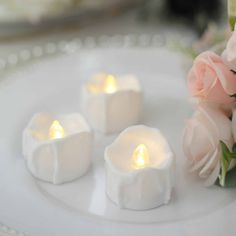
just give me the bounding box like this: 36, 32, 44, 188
0, 34, 166, 74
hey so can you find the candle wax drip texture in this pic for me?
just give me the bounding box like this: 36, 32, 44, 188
132, 144, 150, 169
49, 120, 65, 139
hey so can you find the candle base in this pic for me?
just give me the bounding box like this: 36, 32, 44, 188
106, 165, 173, 210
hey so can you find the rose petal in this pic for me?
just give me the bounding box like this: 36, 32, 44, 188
204, 160, 220, 187
199, 148, 219, 178
190, 150, 213, 172
188, 51, 236, 106
199, 103, 233, 144
183, 103, 233, 184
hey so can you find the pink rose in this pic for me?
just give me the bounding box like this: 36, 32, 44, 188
183, 104, 233, 186
222, 30, 236, 72
188, 51, 236, 106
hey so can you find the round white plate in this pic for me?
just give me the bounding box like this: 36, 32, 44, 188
0, 37, 236, 236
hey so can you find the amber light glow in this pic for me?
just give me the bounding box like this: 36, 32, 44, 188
103, 75, 117, 94
132, 144, 150, 169
49, 120, 65, 139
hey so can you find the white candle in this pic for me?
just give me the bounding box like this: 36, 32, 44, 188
80, 73, 142, 134
23, 112, 93, 184
104, 125, 175, 210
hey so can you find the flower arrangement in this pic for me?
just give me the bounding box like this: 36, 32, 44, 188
183, 20, 236, 187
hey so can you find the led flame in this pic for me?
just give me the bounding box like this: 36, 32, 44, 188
104, 75, 117, 94
132, 144, 150, 169
49, 120, 65, 139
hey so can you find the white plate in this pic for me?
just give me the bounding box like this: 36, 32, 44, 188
0, 37, 236, 236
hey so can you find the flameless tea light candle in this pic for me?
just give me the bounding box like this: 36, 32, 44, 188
23, 112, 93, 184
81, 73, 142, 134
104, 125, 175, 210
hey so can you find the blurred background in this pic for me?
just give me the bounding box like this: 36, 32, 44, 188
0, 0, 229, 58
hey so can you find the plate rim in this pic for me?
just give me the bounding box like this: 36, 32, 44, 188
0, 34, 166, 79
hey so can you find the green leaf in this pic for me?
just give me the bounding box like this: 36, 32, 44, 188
218, 142, 236, 187
228, 0, 236, 31
233, 143, 236, 153
219, 141, 231, 186
229, 16, 236, 31
222, 166, 236, 187
220, 141, 231, 155
229, 152, 236, 159
228, 143, 236, 158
